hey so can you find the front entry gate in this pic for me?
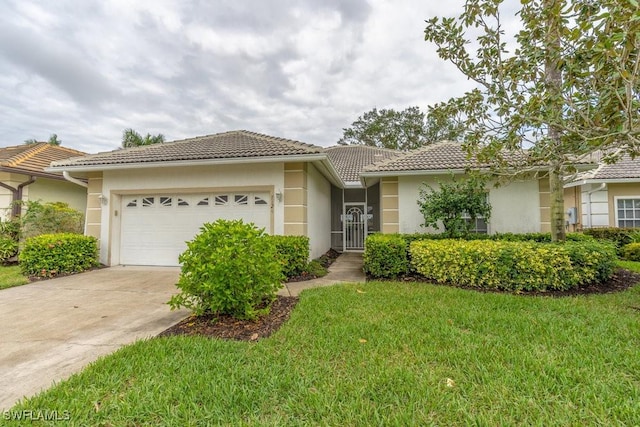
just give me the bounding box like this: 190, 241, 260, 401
344, 203, 366, 251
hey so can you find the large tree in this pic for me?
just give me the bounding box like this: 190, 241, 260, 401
338, 106, 462, 150
122, 128, 165, 148
425, 0, 640, 241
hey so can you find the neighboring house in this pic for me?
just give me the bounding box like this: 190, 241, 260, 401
48, 130, 588, 267
564, 153, 640, 230
0, 143, 88, 219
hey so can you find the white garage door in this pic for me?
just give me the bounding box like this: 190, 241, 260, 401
120, 192, 271, 266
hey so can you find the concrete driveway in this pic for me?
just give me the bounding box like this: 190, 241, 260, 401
0, 266, 188, 410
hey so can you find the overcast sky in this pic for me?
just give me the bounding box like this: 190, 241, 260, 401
0, 0, 520, 154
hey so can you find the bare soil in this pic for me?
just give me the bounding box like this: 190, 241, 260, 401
159, 268, 640, 342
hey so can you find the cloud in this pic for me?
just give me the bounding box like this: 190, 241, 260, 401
0, 0, 515, 153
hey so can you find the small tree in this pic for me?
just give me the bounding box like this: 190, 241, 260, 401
122, 128, 165, 148
20, 201, 84, 239
23, 134, 62, 145
417, 175, 491, 238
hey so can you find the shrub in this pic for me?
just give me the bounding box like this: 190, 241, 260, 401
168, 219, 283, 320
582, 228, 635, 254
20, 201, 84, 239
363, 234, 408, 278
622, 243, 640, 262
19, 233, 99, 277
268, 235, 309, 278
0, 236, 18, 262
410, 239, 616, 292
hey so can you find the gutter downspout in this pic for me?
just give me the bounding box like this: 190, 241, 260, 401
0, 177, 37, 217
585, 183, 607, 229
62, 171, 88, 188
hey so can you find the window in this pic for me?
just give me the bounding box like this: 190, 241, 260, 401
463, 215, 489, 234
617, 198, 640, 228
234, 194, 248, 205
254, 195, 268, 205
142, 197, 155, 207
215, 195, 228, 206
197, 197, 210, 206
160, 196, 172, 207
126, 199, 137, 208
177, 198, 189, 207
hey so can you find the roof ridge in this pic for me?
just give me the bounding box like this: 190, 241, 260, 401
325, 144, 403, 154
3, 143, 49, 167
238, 130, 324, 151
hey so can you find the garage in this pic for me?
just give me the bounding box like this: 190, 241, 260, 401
120, 192, 272, 266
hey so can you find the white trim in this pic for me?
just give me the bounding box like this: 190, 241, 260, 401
613, 196, 640, 228
565, 178, 640, 188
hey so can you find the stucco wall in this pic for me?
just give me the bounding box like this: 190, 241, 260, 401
25, 178, 87, 213
607, 183, 640, 227
306, 163, 331, 258
100, 163, 285, 266
0, 172, 24, 219
397, 175, 542, 234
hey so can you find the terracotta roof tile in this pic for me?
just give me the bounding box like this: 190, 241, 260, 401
0, 143, 86, 177
325, 145, 402, 182
51, 130, 323, 168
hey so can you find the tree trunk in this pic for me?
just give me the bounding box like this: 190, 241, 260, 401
549, 167, 566, 242
544, 0, 565, 242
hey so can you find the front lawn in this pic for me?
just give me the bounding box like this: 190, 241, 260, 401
0, 265, 28, 290
10, 281, 640, 425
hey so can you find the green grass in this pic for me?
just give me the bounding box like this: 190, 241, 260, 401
8, 281, 640, 426
0, 265, 28, 290
617, 259, 640, 273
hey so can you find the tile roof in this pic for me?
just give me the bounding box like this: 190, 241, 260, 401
325, 145, 402, 182
572, 153, 640, 181
362, 141, 488, 173
0, 143, 86, 178
50, 130, 324, 168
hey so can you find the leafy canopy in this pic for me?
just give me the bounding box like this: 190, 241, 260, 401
121, 128, 165, 148
24, 134, 62, 145
339, 106, 463, 150
425, 0, 640, 240
417, 175, 491, 238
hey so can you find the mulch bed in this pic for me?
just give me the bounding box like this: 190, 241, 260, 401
286, 249, 340, 282
159, 268, 640, 342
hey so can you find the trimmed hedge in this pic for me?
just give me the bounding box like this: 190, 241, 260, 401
583, 228, 637, 254
19, 233, 99, 277
363, 234, 408, 278
363, 232, 595, 278
410, 239, 616, 292
268, 235, 310, 278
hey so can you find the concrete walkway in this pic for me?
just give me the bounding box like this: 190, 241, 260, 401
0, 266, 188, 410
278, 252, 365, 297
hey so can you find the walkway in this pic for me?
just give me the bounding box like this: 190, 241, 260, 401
278, 252, 365, 297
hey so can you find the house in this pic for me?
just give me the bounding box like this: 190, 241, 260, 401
0, 143, 88, 219
564, 153, 640, 230
48, 130, 573, 267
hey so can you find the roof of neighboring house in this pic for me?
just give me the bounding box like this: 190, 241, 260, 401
50, 130, 324, 168
325, 145, 402, 183
361, 141, 487, 173
568, 153, 640, 183
0, 143, 86, 179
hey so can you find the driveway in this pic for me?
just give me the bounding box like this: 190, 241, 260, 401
0, 266, 188, 410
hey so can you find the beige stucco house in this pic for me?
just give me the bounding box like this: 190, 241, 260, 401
49, 130, 565, 267
0, 143, 88, 219
564, 153, 640, 231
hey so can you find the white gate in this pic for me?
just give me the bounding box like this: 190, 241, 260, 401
344, 204, 366, 251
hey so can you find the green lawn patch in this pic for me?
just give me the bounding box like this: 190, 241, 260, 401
0, 265, 28, 290
618, 259, 640, 273
9, 281, 640, 425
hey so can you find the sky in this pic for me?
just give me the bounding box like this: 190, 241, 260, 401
0, 0, 520, 154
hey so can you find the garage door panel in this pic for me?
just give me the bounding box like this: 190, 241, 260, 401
120, 192, 271, 266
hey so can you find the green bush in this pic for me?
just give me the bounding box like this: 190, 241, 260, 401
364, 234, 408, 278
168, 219, 283, 320
410, 239, 616, 292
20, 201, 84, 239
19, 233, 99, 277
0, 236, 18, 262
622, 243, 640, 261
268, 235, 309, 278
583, 228, 635, 254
